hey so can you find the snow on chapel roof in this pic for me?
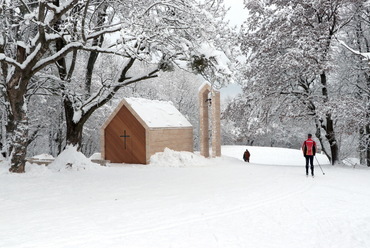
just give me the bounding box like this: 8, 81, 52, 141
125, 98, 192, 128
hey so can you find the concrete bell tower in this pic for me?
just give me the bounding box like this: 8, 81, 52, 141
199, 83, 221, 158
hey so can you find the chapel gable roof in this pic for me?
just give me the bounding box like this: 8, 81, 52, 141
103, 98, 193, 130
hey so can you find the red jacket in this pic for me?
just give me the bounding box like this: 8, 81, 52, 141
302, 138, 317, 156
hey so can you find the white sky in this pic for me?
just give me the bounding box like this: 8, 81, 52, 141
224, 0, 248, 28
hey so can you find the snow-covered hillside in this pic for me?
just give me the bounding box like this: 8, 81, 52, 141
1, 146, 370, 248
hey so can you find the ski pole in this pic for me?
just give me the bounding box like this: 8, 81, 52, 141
315, 156, 325, 175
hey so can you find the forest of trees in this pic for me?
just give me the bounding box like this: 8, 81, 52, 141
223, 0, 370, 166
1, 0, 370, 173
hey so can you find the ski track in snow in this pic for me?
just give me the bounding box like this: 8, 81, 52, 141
113, 167, 314, 238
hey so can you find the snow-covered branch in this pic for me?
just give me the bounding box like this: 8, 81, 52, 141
19, 0, 32, 14
32, 42, 83, 73
142, 1, 188, 15
0, 54, 22, 70
338, 39, 370, 62
46, 0, 79, 18
86, 26, 122, 41
80, 46, 132, 57
120, 68, 160, 87
32, 43, 137, 73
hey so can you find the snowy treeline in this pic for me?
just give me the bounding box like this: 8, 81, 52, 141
0, 0, 234, 173
223, 0, 370, 166
1, 0, 370, 172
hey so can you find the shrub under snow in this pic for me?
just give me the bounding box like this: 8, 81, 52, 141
150, 148, 211, 167
48, 146, 101, 172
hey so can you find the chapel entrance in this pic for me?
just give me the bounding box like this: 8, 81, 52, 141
103, 104, 147, 164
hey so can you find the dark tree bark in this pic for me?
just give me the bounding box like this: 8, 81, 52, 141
7, 87, 28, 172
364, 75, 370, 167
85, 5, 107, 96
7, 46, 29, 172
314, 117, 331, 161
319, 72, 339, 165
64, 101, 88, 149
366, 124, 370, 167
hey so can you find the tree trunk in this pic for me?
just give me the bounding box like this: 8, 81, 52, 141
366, 123, 370, 167
324, 113, 339, 165
8, 120, 28, 173
6, 44, 29, 173
65, 121, 84, 149
56, 105, 65, 155
314, 117, 331, 161
359, 127, 365, 164
64, 99, 85, 149
365, 73, 370, 167
85, 5, 107, 96
7, 80, 29, 173
320, 72, 339, 165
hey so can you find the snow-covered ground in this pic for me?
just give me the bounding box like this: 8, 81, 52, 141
1, 146, 370, 248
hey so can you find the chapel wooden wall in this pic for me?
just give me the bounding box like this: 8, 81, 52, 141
104, 105, 146, 164
148, 128, 193, 158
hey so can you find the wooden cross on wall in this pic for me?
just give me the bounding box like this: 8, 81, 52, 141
119, 130, 130, 149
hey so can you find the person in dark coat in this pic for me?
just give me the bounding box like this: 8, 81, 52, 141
243, 149, 250, 162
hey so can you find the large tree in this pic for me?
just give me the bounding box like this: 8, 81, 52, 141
0, 0, 234, 173
0, 0, 86, 172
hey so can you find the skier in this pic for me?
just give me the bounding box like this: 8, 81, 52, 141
302, 134, 317, 177
243, 149, 250, 162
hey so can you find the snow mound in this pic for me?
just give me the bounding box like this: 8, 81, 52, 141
343, 157, 361, 167
25, 163, 52, 175
48, 146, 101, 172
150, 148, 210, 167
32, 153, 54, 160
90, 153, 102, 160
0, 160, 9, 175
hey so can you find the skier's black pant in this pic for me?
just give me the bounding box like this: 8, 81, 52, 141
305, 155, 314, 176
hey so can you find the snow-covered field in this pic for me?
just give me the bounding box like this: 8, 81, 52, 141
1, 146, 370, 248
